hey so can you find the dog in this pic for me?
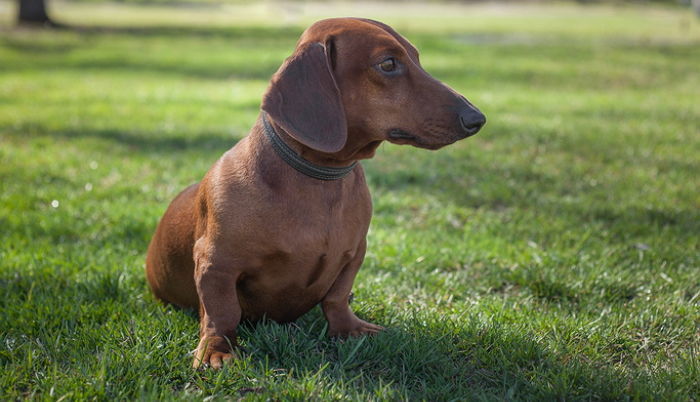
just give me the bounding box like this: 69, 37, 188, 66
146, 17, 485, 369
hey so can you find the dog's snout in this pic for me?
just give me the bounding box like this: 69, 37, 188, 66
459, 107, 486, 137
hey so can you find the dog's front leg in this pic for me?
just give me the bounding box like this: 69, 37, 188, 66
322, 239, 384, 337
192, 241, 241, 369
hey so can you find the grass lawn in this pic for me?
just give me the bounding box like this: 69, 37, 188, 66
1, 1, 699, 400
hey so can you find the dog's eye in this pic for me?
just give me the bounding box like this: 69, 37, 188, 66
378, 58, 397, 72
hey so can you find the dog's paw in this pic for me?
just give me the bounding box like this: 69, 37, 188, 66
328, 317, 384, 338
192, 336, 236, 369
193, 350, 234, 369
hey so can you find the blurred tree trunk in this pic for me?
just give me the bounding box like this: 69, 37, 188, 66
17, 0, 53, 26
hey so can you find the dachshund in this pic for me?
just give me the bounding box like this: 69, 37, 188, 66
146, 17, 485, 369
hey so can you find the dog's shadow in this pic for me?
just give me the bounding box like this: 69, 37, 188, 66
2, 266, 628, 399
204, 304, 626, 399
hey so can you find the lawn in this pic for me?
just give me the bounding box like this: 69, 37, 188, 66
1, 1, 699, 400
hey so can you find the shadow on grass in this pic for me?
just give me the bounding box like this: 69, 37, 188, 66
370, 155, 698, 233
4, 23, 696, 88
1, 23, 302, 43
67, 24, 304, 41
0, 24, 297, 80
365, 139, 698, 240
58, 58, 279, 81
4, 123, 696, 242
1, 124, 240, 155
0, 266, 636, 399
239, 312, 634, 399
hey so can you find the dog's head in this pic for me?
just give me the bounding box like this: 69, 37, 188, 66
262, 18, 485, 159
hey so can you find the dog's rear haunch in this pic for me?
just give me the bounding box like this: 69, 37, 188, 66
145, 18, 485, 369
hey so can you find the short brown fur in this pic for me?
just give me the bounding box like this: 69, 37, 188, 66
146, 18, 485, 369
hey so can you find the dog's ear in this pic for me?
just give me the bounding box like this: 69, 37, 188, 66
262, 41, 347, 154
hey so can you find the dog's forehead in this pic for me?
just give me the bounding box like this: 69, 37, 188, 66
299, 18, 417, 57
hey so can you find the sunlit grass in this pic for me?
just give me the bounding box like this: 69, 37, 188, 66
1, 1, 699, 400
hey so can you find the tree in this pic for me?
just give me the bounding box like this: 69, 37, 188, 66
17, 0, 54, 26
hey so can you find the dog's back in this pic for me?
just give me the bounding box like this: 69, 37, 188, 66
146, 182, 199, 309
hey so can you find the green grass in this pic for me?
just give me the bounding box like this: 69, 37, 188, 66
1, 1, 699, 400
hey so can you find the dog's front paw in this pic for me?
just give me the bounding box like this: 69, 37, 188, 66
192, 336, 236, 369
328, 316, 384, 338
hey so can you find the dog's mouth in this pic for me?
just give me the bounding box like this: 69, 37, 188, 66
388, 128, 415, 141
387, 128, 455, 150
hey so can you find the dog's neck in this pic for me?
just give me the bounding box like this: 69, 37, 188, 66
262, 114, 383, 170
261, 113, 356, 180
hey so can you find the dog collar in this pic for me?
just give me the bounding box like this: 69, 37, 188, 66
261, 113, 357, 181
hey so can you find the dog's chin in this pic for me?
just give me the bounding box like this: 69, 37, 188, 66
386, 129, 463, 150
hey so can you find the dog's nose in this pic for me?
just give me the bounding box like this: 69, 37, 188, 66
459, 107, 486, 137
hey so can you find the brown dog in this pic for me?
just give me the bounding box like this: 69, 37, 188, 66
146, 18, 485, 369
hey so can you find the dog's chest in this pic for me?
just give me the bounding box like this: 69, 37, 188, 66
254, 198, 364, 278
235, 183, 370, 322
237, 240, 361, 322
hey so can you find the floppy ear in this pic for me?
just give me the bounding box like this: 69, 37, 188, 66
261, 41, 347, 154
